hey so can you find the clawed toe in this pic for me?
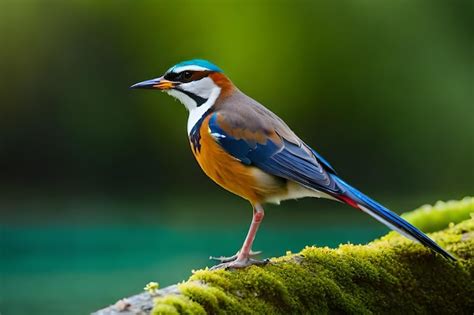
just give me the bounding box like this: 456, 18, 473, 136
209, 250, 262, 263
210, 258, 270, 270
209, 253, 238, 263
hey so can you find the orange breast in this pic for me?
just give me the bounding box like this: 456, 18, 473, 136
190, 116, 284, 204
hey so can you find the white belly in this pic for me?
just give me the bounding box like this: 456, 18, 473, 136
265, 181, 336, 204
250, 167, 336, 204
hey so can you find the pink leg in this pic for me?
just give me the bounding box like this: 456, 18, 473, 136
236, 204, 264, 260
210, 203, 268, 270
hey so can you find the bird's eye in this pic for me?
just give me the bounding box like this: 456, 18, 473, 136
183, 71, 192, 79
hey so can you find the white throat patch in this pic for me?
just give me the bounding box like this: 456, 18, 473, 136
186, 86, 220, 134
164, 76, 221, 134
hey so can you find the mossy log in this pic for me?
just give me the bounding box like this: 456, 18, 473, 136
93, 197, 474, 315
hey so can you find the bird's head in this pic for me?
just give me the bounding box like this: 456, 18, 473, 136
131, 59, 233, 111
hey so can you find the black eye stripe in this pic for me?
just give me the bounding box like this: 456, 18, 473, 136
164, 71, 193, 82
163, 70, 211, 83
164, 72, 180, 81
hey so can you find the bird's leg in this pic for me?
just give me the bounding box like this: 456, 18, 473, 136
210, 204, 269, 270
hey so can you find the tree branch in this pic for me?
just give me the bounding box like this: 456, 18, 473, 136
93, 197, 474, 314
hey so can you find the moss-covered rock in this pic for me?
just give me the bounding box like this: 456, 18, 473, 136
151, 198, 474, 315
401, 196, 473, 232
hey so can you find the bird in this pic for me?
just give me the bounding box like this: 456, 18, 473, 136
131, 59, 456, 269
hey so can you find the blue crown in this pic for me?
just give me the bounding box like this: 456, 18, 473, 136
171, 59, 223, 73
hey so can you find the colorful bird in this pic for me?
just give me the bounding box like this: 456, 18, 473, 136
131, 59, 456, 268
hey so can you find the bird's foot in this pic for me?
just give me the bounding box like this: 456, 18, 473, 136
209, 250, 261, 263
209, 257, 270, 270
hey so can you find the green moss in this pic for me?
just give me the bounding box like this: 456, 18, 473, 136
152, 295, 206, 315
152, 198, 474, 314
401, 196, 473, 232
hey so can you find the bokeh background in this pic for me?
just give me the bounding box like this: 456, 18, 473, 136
1, 0, 472, 314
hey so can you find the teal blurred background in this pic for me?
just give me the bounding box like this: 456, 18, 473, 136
0, 0, 472, 314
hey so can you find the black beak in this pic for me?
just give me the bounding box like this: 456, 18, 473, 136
130, 76, 176, 90
130, 78, 162, 89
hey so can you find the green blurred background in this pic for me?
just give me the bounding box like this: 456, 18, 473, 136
0, 0, 472, 314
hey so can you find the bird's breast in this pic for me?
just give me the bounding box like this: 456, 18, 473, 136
189, 115, 286, 203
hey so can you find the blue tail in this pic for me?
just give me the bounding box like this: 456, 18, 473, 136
331, 175, 456, 261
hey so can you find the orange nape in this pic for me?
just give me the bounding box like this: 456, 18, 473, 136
209, 72, 235, 97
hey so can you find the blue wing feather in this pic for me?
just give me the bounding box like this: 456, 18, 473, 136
208, 113, 341, 194
309, 147, 337, 174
